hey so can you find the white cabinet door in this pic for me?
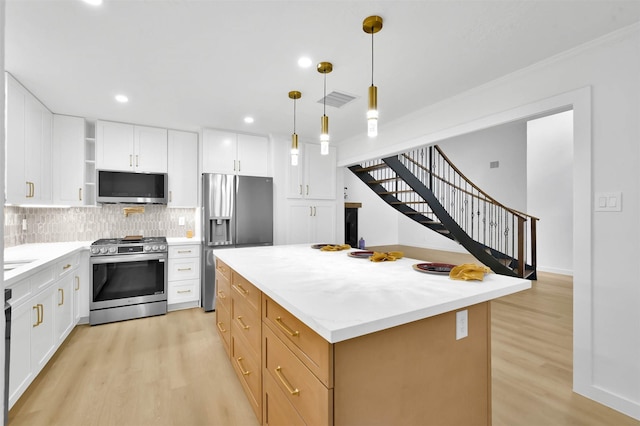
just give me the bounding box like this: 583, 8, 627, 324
313, 204, 337, 243
5, 75, 27, 203
134, 125, 167, 173
236, 133, 269, 176
96, 120, 135, 171
286, 204, 314, 244
74, 251, 90, 323
202, 129, 237, 174
168, 130, 198, 207
305, 144, 336, 199
286, 202, 337, 244
53, 115, 85, 205
55, 275, 75, 344
9, 301, 34, 408
30, 287, 56, 372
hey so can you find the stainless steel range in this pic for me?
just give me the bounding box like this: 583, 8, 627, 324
90, 236, 168, 325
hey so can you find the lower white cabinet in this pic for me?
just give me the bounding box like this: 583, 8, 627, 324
8, 250, 86, 408
286, 202, 337, 244
168, 244, 201, 309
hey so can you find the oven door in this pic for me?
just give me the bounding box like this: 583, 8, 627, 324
90, 253, 167, 310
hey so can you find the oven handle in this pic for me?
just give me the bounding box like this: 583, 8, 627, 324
90, 253, 167, 265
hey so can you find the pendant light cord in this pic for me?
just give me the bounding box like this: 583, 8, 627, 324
323, 72, 327, 116
293, 97, 297, 133
371, 29, 374, 86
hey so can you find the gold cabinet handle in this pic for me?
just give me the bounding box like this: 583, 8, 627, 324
63, 264, 72, 270
236, 316, 250, 330
306, 184, 309, 195
275, 316, 299, 337
26, 182, 35, 198
79, 187, 82, 201
135, 155, 139, 167
309, 206, 313, 216
129, 154, 133, 167
217, 290, 226, 299
177, 267, 192, 272
313, 206, 317, 216
33, 305, 39, 327
237, 160, 241, 172
236, 357, 250, 376
58, 288, 64, 306
177, 289, 192, 294
169, 190, 172, 203
299, 184, 302, 195
234, 283, 248, 295
75, 276, 80, 291
275, 366, 299, 396
177, 250, 192, 254
216, 322, 227, 333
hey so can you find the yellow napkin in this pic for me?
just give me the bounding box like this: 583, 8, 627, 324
320, 244, 352, 251
369, 251, 404, 262
449, 263, 491, 281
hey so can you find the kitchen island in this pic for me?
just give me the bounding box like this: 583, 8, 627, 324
214, 244, 531, 425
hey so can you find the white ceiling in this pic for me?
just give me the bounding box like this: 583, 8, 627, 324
6, 1, 640, 144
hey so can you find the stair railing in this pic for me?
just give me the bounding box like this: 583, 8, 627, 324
397, 145, 538, 278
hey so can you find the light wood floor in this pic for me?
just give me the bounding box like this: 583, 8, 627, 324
9, 257, 640, 425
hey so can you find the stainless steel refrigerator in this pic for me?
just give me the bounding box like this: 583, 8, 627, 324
201, 173, 273, 311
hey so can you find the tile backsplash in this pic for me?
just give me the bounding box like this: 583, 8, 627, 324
4, 205, 198, 248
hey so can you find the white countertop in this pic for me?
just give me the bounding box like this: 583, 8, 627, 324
4, 241, 91, 287
214, 244, 532, 343
167, 237, 200, 245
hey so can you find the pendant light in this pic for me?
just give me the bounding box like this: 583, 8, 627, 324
317, 61, 333, 155
288, 90, 301, 166
363, 15, 383, 137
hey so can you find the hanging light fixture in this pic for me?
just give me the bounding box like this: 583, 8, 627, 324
317, 61, 333, 155
363, 15, 383, 137
288, 90, 301, 166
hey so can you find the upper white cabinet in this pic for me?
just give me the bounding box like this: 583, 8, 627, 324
53, 114, 85, 206
287, 142, 336, 200
202, 129, 269, 176
168, 130, 198, 207
96, 120, 167, 173
5, 73, 53, 205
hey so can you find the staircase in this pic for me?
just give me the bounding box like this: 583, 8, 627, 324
349, 145, 538, 279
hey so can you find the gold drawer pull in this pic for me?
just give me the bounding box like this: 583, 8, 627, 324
235, 283, 249, 295
216, 322, 227, 333
236, 316, 250, 330
275, 366, 299, 396
177, 267, 192, 271
177, 250, 192, 254
217, 290, 226, 299
275, 316, 299, 337
58, 288, 64, 306
236, 357, 251, 376
63, 264, 72, 270
177, 289, 192, 294
32, 305, 40, 327
75, 276, 80, 291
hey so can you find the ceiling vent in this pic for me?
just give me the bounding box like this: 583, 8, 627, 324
317, 91, 357, 108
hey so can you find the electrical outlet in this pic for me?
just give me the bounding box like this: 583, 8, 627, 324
179, 216, 185, 226
456, 310, 468, 340
22, 218, 27, 231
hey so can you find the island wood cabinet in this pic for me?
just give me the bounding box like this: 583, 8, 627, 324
216, 261, 492, 426
96, 120, 168, 173
202, 129, 270, 177
8, 251, 83, 409
215, 259, 232, 355
5, 73, 53, 205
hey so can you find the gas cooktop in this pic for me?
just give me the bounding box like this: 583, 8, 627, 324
90, 236, 167, 256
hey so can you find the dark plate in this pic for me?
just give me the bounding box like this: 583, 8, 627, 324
311, 243, 334, 249
412, 263, 456, 275
348, 250, 374, 259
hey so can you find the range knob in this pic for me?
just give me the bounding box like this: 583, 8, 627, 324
152, 245, 159, 251
144, 245, 151, 252
159, 244, 167, 251
109, 247, 117, 254
99, 247, 108, 254
90, 247, 100, 255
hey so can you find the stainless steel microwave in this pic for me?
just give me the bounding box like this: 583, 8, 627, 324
96, 170, 168, 204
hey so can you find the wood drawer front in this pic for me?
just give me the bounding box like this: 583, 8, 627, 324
215, 258, 231, 281
168, 258, 199, 281
263, 297, 332, 387
216, 272, 231, 312
231, 297, 261, 359
263, 325, 332, 426
231, 272, 260, 313
231, 334, 262, 422
168, 245, 199, 259
263, 367, 306, 426
216, 300, 231, 357
167, 280, 198, 304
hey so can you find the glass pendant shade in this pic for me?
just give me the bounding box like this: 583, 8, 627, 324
320, 114, 329, 155
291, 133, 299, 166
367, 85, 378, 137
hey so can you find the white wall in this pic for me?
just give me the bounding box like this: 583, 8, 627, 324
337, 24, 640, 420
527, 111, 573, 275
1, 1, 6, 424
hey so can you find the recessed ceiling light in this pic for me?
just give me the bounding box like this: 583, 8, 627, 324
298, 57, 312, 68
244, 116, 254, 124
115, 94, 129, 103
82, 0, 103, 6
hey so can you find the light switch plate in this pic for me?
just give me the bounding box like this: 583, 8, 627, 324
594, 192, 622, 212
456, 310, 468, 340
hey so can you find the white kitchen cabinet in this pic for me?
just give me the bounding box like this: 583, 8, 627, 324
53, 114, 85, 206
9, 301, 34, 408
30, 286, 56, 373
167, 244, 201, 310
5, 73, 53, 205
287, 143, 336, 200
168, 130, 198, 207
202, 128, 269, 176
74, 251, 90, 324
55, 274, 74, 344
96, 120, 168, 173
286, 202, 336, 244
